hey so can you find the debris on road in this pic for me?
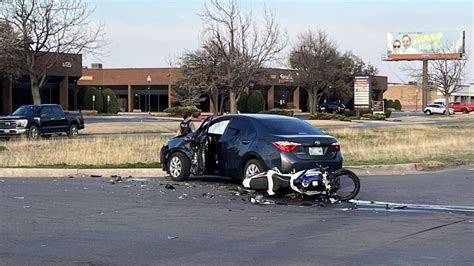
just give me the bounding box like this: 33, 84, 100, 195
202, 192, 215, 198
109, 175, 122, 184
165, 184, 175, 190
13, 196, 24, 200
127, 178, 148, 186
91, 174, 103, 178
167, 236, 178, 240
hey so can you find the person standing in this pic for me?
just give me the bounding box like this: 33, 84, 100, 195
176, 112, 195, 136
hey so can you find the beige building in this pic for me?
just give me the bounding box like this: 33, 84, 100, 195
384, 83, 438, 111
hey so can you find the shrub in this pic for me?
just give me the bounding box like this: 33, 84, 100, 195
394, 99, 402, 110
259, 108, 294, 116
0, 145, 6, 152
247, 91, 265, 113
101, 88, 120, 114
386, 99, 395, 109
237, 91, 248, 113
79, 87, 104, 113
164, 106, 202, 117
384, 109, 392, 118
362, 114, 386, 120
343, 109, 357, 117
309, 113, 348, 121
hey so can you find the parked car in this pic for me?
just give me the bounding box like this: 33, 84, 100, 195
0, 104, 85, 140
423, 104, 454, 115
317, 102, 346, 114
160, 114, 343, 181
449, 102, 474, 113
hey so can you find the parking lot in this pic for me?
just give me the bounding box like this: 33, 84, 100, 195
1, 167, 472, 265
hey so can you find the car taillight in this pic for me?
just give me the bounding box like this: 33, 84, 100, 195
331, 142, 341, 152
272, 141, 302, 152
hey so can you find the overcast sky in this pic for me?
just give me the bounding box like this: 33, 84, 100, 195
85, 0, 473, 84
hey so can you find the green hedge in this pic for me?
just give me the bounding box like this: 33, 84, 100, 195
79, 87, 104, 113
258, 108, 294, 116
101, 88, 120, 114
394, 99, 402, 110
237, 91, 248, 113
362, 113, 386, 120
247, 91, 265, 113
309, 113, 351, 121
164, 106, 202, 116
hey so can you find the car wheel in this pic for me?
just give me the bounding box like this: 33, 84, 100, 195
424, 110, 431, 115
462, 108, 469, 114
28, 125, 40, 140
67, 124, 79, 139
168, 152, 190, 181
243, 159, 265, 179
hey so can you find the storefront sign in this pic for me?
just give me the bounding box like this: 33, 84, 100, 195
354, 76, 370, 106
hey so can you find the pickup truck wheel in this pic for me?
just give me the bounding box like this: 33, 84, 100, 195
168, 152, 190, 181
28, 125, 40, 140
67, 124, 79, 138
461, 108, 469, 114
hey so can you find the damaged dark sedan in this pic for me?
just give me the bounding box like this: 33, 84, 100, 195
160, 114, 343, 181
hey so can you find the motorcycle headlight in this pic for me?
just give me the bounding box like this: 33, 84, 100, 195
17, 119, 28, 127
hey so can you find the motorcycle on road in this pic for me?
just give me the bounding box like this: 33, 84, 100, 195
243, 166, 360, 201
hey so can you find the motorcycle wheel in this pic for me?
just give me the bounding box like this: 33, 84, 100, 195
331, 169, 360, 201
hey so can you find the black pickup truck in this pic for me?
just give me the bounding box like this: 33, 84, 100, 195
0, 104, 85, 140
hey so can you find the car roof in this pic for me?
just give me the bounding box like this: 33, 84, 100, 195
223, 114, 298, 121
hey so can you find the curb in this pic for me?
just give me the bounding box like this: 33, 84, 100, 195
0, 168, 167, 178
0, 162, 471, 178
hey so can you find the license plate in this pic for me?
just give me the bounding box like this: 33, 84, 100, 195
309, 147, 323, 156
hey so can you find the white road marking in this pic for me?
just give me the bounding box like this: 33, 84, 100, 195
349, 200, 474, 213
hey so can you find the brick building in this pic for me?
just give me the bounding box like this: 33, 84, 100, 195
0, 53, 82, 115
78, 66, 305, 113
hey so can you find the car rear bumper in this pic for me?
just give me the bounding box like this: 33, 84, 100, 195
264, 152, 343, 173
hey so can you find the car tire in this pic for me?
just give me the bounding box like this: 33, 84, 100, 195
168, 152, 190, 181
28, 125, 40, 140
425, 110, 431, 115
67, 124, 79, 139
461, 108, 469, 114
243, 159, 265, 179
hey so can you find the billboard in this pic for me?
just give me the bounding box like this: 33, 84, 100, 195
354, 76, 370, 106
386, 31, 465, 60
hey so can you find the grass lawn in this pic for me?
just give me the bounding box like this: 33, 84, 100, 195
0, 124, 472, 168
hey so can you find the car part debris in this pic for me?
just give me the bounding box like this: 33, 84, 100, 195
91, 174, 102, 178
109, 176, 122, 184
167, 236, 178, 240
165, 184, 175, 190
202, 192, 214, 198
13, 196, 24, 199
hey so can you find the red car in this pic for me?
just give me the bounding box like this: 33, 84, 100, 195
449, 102, 474, 113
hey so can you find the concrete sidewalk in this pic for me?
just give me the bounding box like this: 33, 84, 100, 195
0, 163, 433, 178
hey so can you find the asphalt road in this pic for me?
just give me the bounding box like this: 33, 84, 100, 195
1, 168, 473, 265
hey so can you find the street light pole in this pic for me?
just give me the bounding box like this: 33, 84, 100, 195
147, 75, 152, 114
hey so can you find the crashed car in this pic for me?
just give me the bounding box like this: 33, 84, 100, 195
160, 114, 343, 181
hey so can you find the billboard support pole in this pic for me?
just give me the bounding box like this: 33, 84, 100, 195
422, 60, 428, 108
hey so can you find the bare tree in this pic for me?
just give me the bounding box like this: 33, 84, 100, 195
175, 41, 227, 114
0, 21, 22, 79
289, 29, 340, 114
430, 55, 468, 115
1, 0, 105, 104
201, 0, 286, 113
404, 51, 468, 116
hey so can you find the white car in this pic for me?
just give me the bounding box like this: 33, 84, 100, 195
424, 104, 454, 115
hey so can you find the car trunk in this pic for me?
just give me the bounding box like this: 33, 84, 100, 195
273, 134, 338, 160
